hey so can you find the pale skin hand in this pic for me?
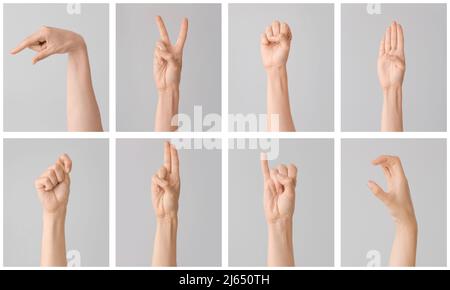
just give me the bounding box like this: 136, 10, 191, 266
151, 141, 180, 266
368, 155, 417, 267
261, 21, 295, 132
260, 153, 297, 266
11, 26, 103, 132
153, 16, 188, 132
377, 21, 405, 132
35, 154, 72, 267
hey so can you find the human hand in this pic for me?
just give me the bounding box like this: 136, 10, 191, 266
368, 155, 416, 227
151, 142, 181, 219
35, 154, 72, 217
11, 26, 86, 64
377, 21, 405, 90
153, 16, 188, 91
260, 21, 292, 70
260, 154, 297, 223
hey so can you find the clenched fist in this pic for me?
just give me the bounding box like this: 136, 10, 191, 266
260, 154, 297, 223
11, 26, 86, 64
35, 154, 72, 216
151, 142, 181, 219
260, 20, 292, 70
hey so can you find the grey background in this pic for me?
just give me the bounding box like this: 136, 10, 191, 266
342, 4, 447, 132
229, 139, 334, 266
3, 4, 109, 132
116, 139, 221, 266
341, 139, 446, 267
116, 4, 221, 132
3, 139, 109, 267
229, 4, 334, 132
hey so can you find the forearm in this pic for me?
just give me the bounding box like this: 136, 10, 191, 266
155, 87, 179, 132
66, 41, 103, 132
381, 86, 403, 132
389, 219, 417, 267
152, 216, 178, 266
267, 218, 295, 266
266, 66, 295, 132
41, 213, 67, 267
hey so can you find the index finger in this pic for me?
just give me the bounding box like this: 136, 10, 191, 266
156, 15, 170, 44
164, 141, 171, 172
176, 17, 188, 49
260, 153, 270, 180
371, 155, 390, 166
10, 32, 42, 55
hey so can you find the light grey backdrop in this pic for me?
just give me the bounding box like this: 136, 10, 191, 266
342, 4, 446, 132
229, 139, 334, 266
341, 139, 446, 266
3, 4, 109, 132
116, 139, 221, 266
229, 4, 334, 132
116, 4, 221, 132
4, 139, 109, 267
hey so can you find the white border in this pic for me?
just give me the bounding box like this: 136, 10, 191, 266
0, 0, 448, 271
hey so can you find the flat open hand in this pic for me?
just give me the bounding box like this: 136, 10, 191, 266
261, 154, 297, 223
151, 141, 181, 219
377, 21, 405, 90
368, 155, 416, 226
35, 154, 72, 215
260, 20, 292, 70
11, 26, 85, 64
153, 16, 188, 91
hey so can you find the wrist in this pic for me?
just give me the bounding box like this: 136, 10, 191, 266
158, 84, 180, 95
69, 33, 87, 53
383, 85, 402, 99
157, 214, 178, 225
267, 217, 295, 267
265, 65, 287, 78
395, 217, 417, 232
43, 211, 66, 230
268, 217, 293, 233
42, 208, 67, 223
156, 87, 180, 131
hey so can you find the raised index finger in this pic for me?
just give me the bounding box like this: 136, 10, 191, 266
156, 15, 170, 44
176, 17, 188, 49
260, 153, 270, 180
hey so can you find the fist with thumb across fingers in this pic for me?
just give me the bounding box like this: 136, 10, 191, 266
35, 154, 72, 216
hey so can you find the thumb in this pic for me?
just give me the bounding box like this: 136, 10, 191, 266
260, 33, 269, 46
367, 180, 389, 204
32, 48, 52, 64
153, 175, 169, 190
